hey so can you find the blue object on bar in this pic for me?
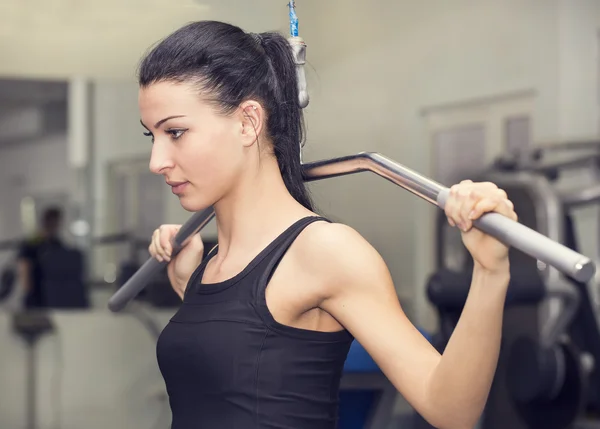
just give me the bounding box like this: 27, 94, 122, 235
288, 1, 299, 37
338, 328, 432, 428
343, 327, 431, 372
344, 341, 380, 372
338, 391, 377, 429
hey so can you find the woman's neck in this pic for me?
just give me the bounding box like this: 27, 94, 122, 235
212, 156, 313, 261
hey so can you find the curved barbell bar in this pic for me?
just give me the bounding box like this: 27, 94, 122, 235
108, 152, 596, 312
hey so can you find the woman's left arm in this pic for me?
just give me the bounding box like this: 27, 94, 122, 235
315, 181, 516, 429
424, 264, 509, 429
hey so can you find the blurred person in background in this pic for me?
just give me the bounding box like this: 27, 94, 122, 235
16, 207, 65, 309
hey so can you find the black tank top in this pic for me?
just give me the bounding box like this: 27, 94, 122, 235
156, 216, 354, 429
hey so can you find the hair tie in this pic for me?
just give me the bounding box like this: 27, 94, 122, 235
249, 32, 264, 47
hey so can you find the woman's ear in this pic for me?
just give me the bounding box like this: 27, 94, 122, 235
239, 101, 264, 147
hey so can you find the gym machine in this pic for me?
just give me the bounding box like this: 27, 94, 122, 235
428, 142, 600, 429
429, 167, 584, 429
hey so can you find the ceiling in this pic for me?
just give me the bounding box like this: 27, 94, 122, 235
0, 0, 293, 80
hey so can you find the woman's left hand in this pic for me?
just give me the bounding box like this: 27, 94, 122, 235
444, 180, 518, 273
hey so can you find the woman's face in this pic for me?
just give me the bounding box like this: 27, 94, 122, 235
139, 81, 252, 212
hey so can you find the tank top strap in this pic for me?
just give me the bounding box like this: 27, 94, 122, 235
182, 243, 219, 299
257, 216, 331, 294
183, 217, 329, 301
254, 216, 349, 341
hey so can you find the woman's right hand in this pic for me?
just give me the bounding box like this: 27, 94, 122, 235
149, 224, 205, 298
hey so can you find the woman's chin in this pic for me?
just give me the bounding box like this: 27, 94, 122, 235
178, 195, 210, 213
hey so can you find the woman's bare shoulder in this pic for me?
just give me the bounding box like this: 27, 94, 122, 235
290, 220, 391, 296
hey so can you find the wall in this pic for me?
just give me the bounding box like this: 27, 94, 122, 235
556, 0, 600, 138
553, 0, 600, 297
0, 1, 287, 80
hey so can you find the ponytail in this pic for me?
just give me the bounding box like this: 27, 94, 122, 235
257, 32, 314, 211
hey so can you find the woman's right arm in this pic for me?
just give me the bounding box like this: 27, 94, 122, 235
149, 224, 205, 299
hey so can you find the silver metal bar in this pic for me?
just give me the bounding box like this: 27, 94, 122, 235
302, 152, 443, 204
305, 152, 595, 282
107, 208, 216, 312
108, 152, 596, 312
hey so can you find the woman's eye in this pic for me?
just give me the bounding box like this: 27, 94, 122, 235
167, 129, 187, 140
143, 131, 154, 142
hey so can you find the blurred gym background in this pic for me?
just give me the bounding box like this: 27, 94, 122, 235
0, 1, 599, 428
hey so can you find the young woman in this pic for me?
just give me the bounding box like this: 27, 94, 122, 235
141, 20, 517, 429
